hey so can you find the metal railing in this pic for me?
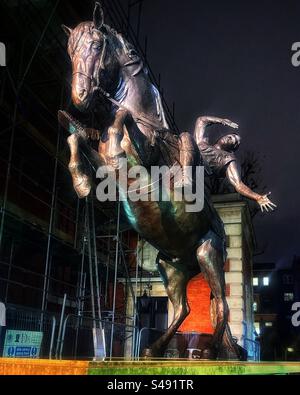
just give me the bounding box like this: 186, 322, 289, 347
243, 337, 260, 361
1, 305, 260, 361
58, 314, 140, 360
137, 328, 261, 361
1, 305, 141, 360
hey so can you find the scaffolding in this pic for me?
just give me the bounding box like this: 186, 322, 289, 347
0, 0, 174, 359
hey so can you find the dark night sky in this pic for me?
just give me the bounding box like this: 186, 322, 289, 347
121, 0, 300, 265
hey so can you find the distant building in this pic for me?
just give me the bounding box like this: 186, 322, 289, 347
253, 257, 300, 360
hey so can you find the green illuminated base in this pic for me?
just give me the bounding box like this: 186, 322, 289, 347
88, 360, 300, 375
1, 358, 300, 375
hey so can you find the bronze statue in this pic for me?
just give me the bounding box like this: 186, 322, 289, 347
58, 3, 276, 360
194, 116, 276, 212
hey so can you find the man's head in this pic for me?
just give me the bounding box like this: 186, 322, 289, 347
214, 133, 241, 152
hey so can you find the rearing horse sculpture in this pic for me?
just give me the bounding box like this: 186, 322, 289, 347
59, 2, 245, 360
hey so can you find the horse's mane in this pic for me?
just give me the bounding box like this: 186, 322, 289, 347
68, 20, 134, 61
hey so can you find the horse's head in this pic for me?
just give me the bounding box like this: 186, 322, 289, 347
63, 3, 120, 111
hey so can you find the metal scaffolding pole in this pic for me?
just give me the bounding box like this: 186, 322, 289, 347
4, 238, 14, 303
104, 221, 112, 306
17, 0, 61, 92
1, 0, 61, 298
109, 201, 121, 359
85, 199, 97, 329
132, 234, 140, 357
74, 216, 87, 357
74, 198, 80, 249
41, 67, 67, 315
55, 292, 67, 358
78, 208, 87, 317
85, 196, 106, 359
90, 195, 102, 324
40, 126, 60, 314
120, 243, 135, 303
0, 42, 25, 252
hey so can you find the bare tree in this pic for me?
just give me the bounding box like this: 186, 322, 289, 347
209, 150, 267, 218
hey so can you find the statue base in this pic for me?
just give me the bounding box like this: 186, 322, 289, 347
141, 333, 247, 361
2, 358, 299, 375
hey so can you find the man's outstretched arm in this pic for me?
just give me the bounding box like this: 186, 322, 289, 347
194, 116, 238, 146
226, 161, 277, 212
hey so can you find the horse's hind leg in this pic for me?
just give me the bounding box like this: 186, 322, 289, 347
196, 238, 243, 359
143, 254, 191, 358
195, 237, 229, 358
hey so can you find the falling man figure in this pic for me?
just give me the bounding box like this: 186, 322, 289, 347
194, 116, 277, 212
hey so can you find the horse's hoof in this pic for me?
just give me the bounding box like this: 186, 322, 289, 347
218, 343, 248, 361
141, 348, 154, 359
201, 347, 218, 360
74, 175, 92, 198
141, 348, 161, 359
235, 344, 248, 361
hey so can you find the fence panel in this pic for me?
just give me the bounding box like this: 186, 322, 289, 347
3, 304, 57, 359
59, 314, 139, 360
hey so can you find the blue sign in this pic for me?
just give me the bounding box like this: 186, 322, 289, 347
3, 330, 43, 358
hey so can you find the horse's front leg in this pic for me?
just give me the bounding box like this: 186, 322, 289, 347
104, 109, 129, 169
67, 109, 128, 198
67, 132, 92, 198
58, 110, 105, 198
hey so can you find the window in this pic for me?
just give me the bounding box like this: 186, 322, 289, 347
263, 277, 269, 286
265, 322, 273, 327
253, 277, 259, 286
254, 322, 260, 335
253, 302, 258, 312
284, 293, 294, 302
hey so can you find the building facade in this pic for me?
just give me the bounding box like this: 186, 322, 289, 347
253, 257, 300, 360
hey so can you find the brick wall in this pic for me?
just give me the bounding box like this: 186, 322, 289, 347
179, 273, 214, 334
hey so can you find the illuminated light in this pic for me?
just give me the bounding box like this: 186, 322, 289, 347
284, 293, 294, 302
253, 277, 258, 286
263, 277, 269, 286
265, 322, 273, 327
287, 348, 294, 353
254, 322, 260, 335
